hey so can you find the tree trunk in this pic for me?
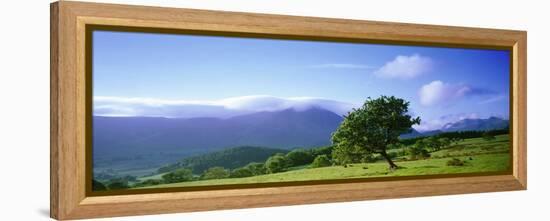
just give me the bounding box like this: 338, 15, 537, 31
380, 151, 398, 171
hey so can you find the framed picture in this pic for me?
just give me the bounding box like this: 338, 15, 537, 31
50, 1, 527, 220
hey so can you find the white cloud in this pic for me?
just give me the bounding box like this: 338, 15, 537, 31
418, 80, 495, 106
413, 113, 479, 132
93, 95, 358, 118
479, 94, 506, 104
309, 63, 374, 69
419, 81, 470, 106
374, 54, 432, 79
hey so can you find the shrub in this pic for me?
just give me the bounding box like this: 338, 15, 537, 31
162, 168, 194, 183
409, 140, 431, 160
230, 167, 254, 178
446, 158, 465, 166
310, 155, 332, 168
425, 136, 443, 152
408, 148, 430, 160
201, 167, 230, 180
286, 149, 314, 166
245, 162, 267, 175
421, 150, 431, 158
265, 155, 289, 173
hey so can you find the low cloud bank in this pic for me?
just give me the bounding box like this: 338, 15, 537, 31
94, 95, 358, 118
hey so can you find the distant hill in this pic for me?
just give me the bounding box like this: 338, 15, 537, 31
93, 108, 343, 167
160, 146, 289, 174
401, 117, 509, 138
441, 117, 509, 132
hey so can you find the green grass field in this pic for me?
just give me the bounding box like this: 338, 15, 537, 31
138, 134, 510, 189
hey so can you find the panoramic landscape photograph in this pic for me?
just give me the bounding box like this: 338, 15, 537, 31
91, 30, 511, 192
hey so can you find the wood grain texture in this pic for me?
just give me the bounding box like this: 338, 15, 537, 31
50, 2, 59, 219
50, 1, 527, 220
513, 33, 528, 188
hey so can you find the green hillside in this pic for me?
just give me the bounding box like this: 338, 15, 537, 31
143, 154, 509, 188
156, 146, 290, 174
138, 134, 510, 189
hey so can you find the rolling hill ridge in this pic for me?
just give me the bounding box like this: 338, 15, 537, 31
94, 108, 343, 159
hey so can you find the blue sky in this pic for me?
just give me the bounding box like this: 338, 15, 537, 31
93, 30, 510, 131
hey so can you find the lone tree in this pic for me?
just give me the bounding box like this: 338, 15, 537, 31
332, 96, 420, 170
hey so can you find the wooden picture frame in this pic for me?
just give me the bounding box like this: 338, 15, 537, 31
50, 1, 527, 220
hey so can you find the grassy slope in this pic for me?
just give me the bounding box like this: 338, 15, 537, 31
137, 172, 167, 182
139, 135, 510, 189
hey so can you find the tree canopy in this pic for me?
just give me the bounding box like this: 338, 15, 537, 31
332, 96, 420, 170
158, 146, 289, 174
162, 168, 194, 183
310, 155, 332, 168
244, 162, 267, 175
265, 154, 289, 173
286, 149, 314, 167
230, 167, 254, 178
201, 167, 230, 180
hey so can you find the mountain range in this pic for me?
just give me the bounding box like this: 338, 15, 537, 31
93, 108, 343, 159
401, 116, 509, 139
